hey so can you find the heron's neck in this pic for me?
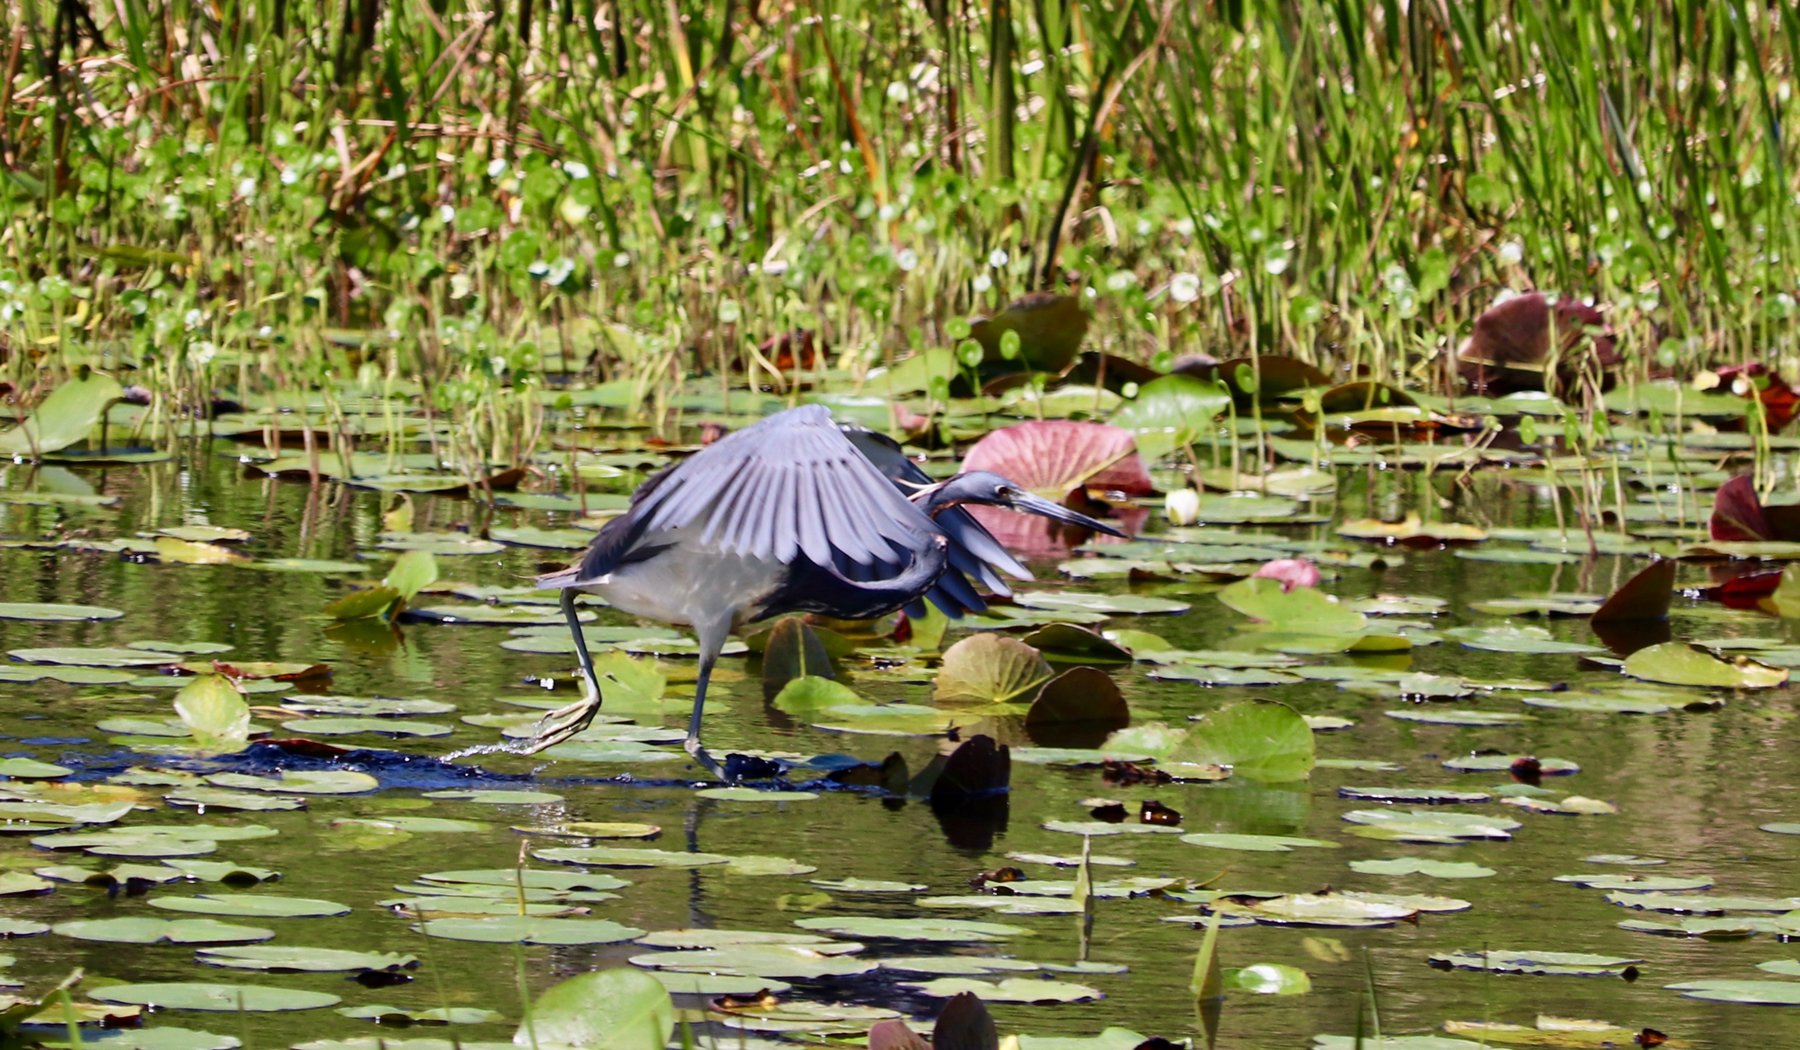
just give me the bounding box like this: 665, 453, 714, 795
910, 480, 967, 520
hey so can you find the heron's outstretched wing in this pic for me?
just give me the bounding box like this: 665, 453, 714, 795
547, 406, 941, 593
841, 424, 1029, 617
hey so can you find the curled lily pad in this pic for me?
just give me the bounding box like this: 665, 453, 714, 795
934, 634, 1052, 704
1620, 642, 1788, 688
1179, 699, 1315, 782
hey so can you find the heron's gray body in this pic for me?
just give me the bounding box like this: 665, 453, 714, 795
526, 403, 1123, 780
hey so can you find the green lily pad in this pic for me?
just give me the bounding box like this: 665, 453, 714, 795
1177, 699, 1315, 782
278, 717, 454, 737
1349, 858, 1496, 879
206, 771, 378, 795
902, 976, 1102, 1003
89, 982, 341, 1012
417, 869, 628, 892
148, 894, 350, 918
793, 916, 1031, 942
340, 1004, 500, 1025
1429, 949, 1642, 976
1665, 979, 1800, 1005
1384, 709, 1534, 727
628, 945, 876, 979
810, 878, 928, 893
0, 602, 123, 622
196, 946, 418, 972
0, 371, 124, 456
8, 646, 176, 667
416, 916, 645, 944
1553, 873, 1713, 892
1180, 833, 1339, 853
0, 758, 72, 778
1338, 786, 1492, 804
421, 789, 565, 805
51, 918, 275, 945
1620, 642, 1788, 688
1217, 577, 1366, 634
1341, 809, 1520, 842
934, 634, 1052, 704
532, 847, 731, 869
1013, 592, 1191, 616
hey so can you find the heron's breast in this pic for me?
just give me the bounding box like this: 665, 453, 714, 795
581, 530, 785, 628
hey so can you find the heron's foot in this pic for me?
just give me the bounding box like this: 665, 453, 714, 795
516, 694, 602, 756
684, 736, 732, 783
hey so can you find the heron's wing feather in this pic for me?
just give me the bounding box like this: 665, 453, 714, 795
631, 405, 937, 568
841, 424, 1029, 608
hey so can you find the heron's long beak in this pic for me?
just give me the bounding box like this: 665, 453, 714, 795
1007, 491, 1130, 538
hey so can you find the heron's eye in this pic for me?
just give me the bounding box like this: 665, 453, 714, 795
996, 486, 1015, 499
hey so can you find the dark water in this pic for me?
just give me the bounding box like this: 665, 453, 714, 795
1, 452, 1797, 1049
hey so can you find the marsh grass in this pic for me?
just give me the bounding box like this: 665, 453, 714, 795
1, 1, 1798, 461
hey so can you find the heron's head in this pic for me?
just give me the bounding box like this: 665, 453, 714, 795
924, 471, 1128, 537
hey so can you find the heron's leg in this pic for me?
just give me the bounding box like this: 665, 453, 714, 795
682, 618, 730, 782
519, 589, 604, 755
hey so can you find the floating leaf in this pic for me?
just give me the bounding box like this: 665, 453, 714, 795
1025, 667, 1128, 742
0, 371, 124, 455
960, 420, 1152, 497
89, 982, 341, 1012
416, 916, 644, 944
1111, 374, 1232, 462
935, 634, 1053, 704
1667, 980, 1800, 1005
173, 675, 250, 750
8, 646, 175, 667
1216, 578, 1366, 635
52, 917, 274, 945
1177, 700, 1315, 782
513, 968, 673, 1050
1620, 642, 1787, 688
793, 916, 1030, 942
1349, 858, 1496, 879
196, 946, 417, 973
902, 977, 1102, 1003
1180, 833, 1338, 853
1429, 949, 1642, 977
0, 602, 122, 622
629, 945, 876, 979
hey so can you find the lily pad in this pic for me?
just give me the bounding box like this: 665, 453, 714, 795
793, 916, 1030, 942
1428, 949, 1643, 976
1180, 833, 1339, 853
196, 946, 418, 973
416, 916, 644, 944
1349, 858, 1496, 879
902, 977, 1102, 1003
0, 602, 123, 622
1620, 642, 1788, 688
1665, 979, 1800, 1005
934, 634, 1053, 704
89, 982, 341, 1012
52, 918, 275, 945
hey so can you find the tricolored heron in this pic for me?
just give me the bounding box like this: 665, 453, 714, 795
528, 404, 1127, 779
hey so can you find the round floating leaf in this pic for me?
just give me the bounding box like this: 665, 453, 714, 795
1441, 754, 1579, 775
1338, 786, 1492, 805
1759, 960, 1800, 977
533, 847, 730, 869
0, 757, 71, 778
1431, 949, 1645, 977
513, 821, 661, 840
634, 928, 857, 951
648, 971, 794, 997
1342, 809, 1519, 842
1763, 823, 1800, 836
0, 602, 122, 622
1553, 873, 1713, 892
1180, 833, 1339, 853
1217, 578, 1366, 634
934, 634, 1053, 704
1208, 893, 1418, 928
1444, 626, 1601, 654
89, 982, 341, 1012
811, 878, 927, 893
1012, 592, 1191, 616
149, 894, 350, 918
416, 916, 644, 945
794, 916, 1030, 942
1621, 642, 1788, 688
206, 771, 378, 795
129, 640, 235, 655
770, 677, 864, 714
196, 946, 417, 973
1384, 708, 1532, 727
1350, 858, 1496, 879
174, 675, 250, 748
902, 977, 1102, 1003
1665, 979, 1800, 1005
8, 646, 175, 667
629, 945, 877, 979
422, 789, 564, 805
166, 788, 305, 812
340, 1004, 499, 1025
696, 788, 820, 803
1177, 699, 1316, 782
419, 869, 628, 892
52, 918, 275, 945
960, 418, 1152, 497
282, 695, 456, 716
278, 717, 454, 737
